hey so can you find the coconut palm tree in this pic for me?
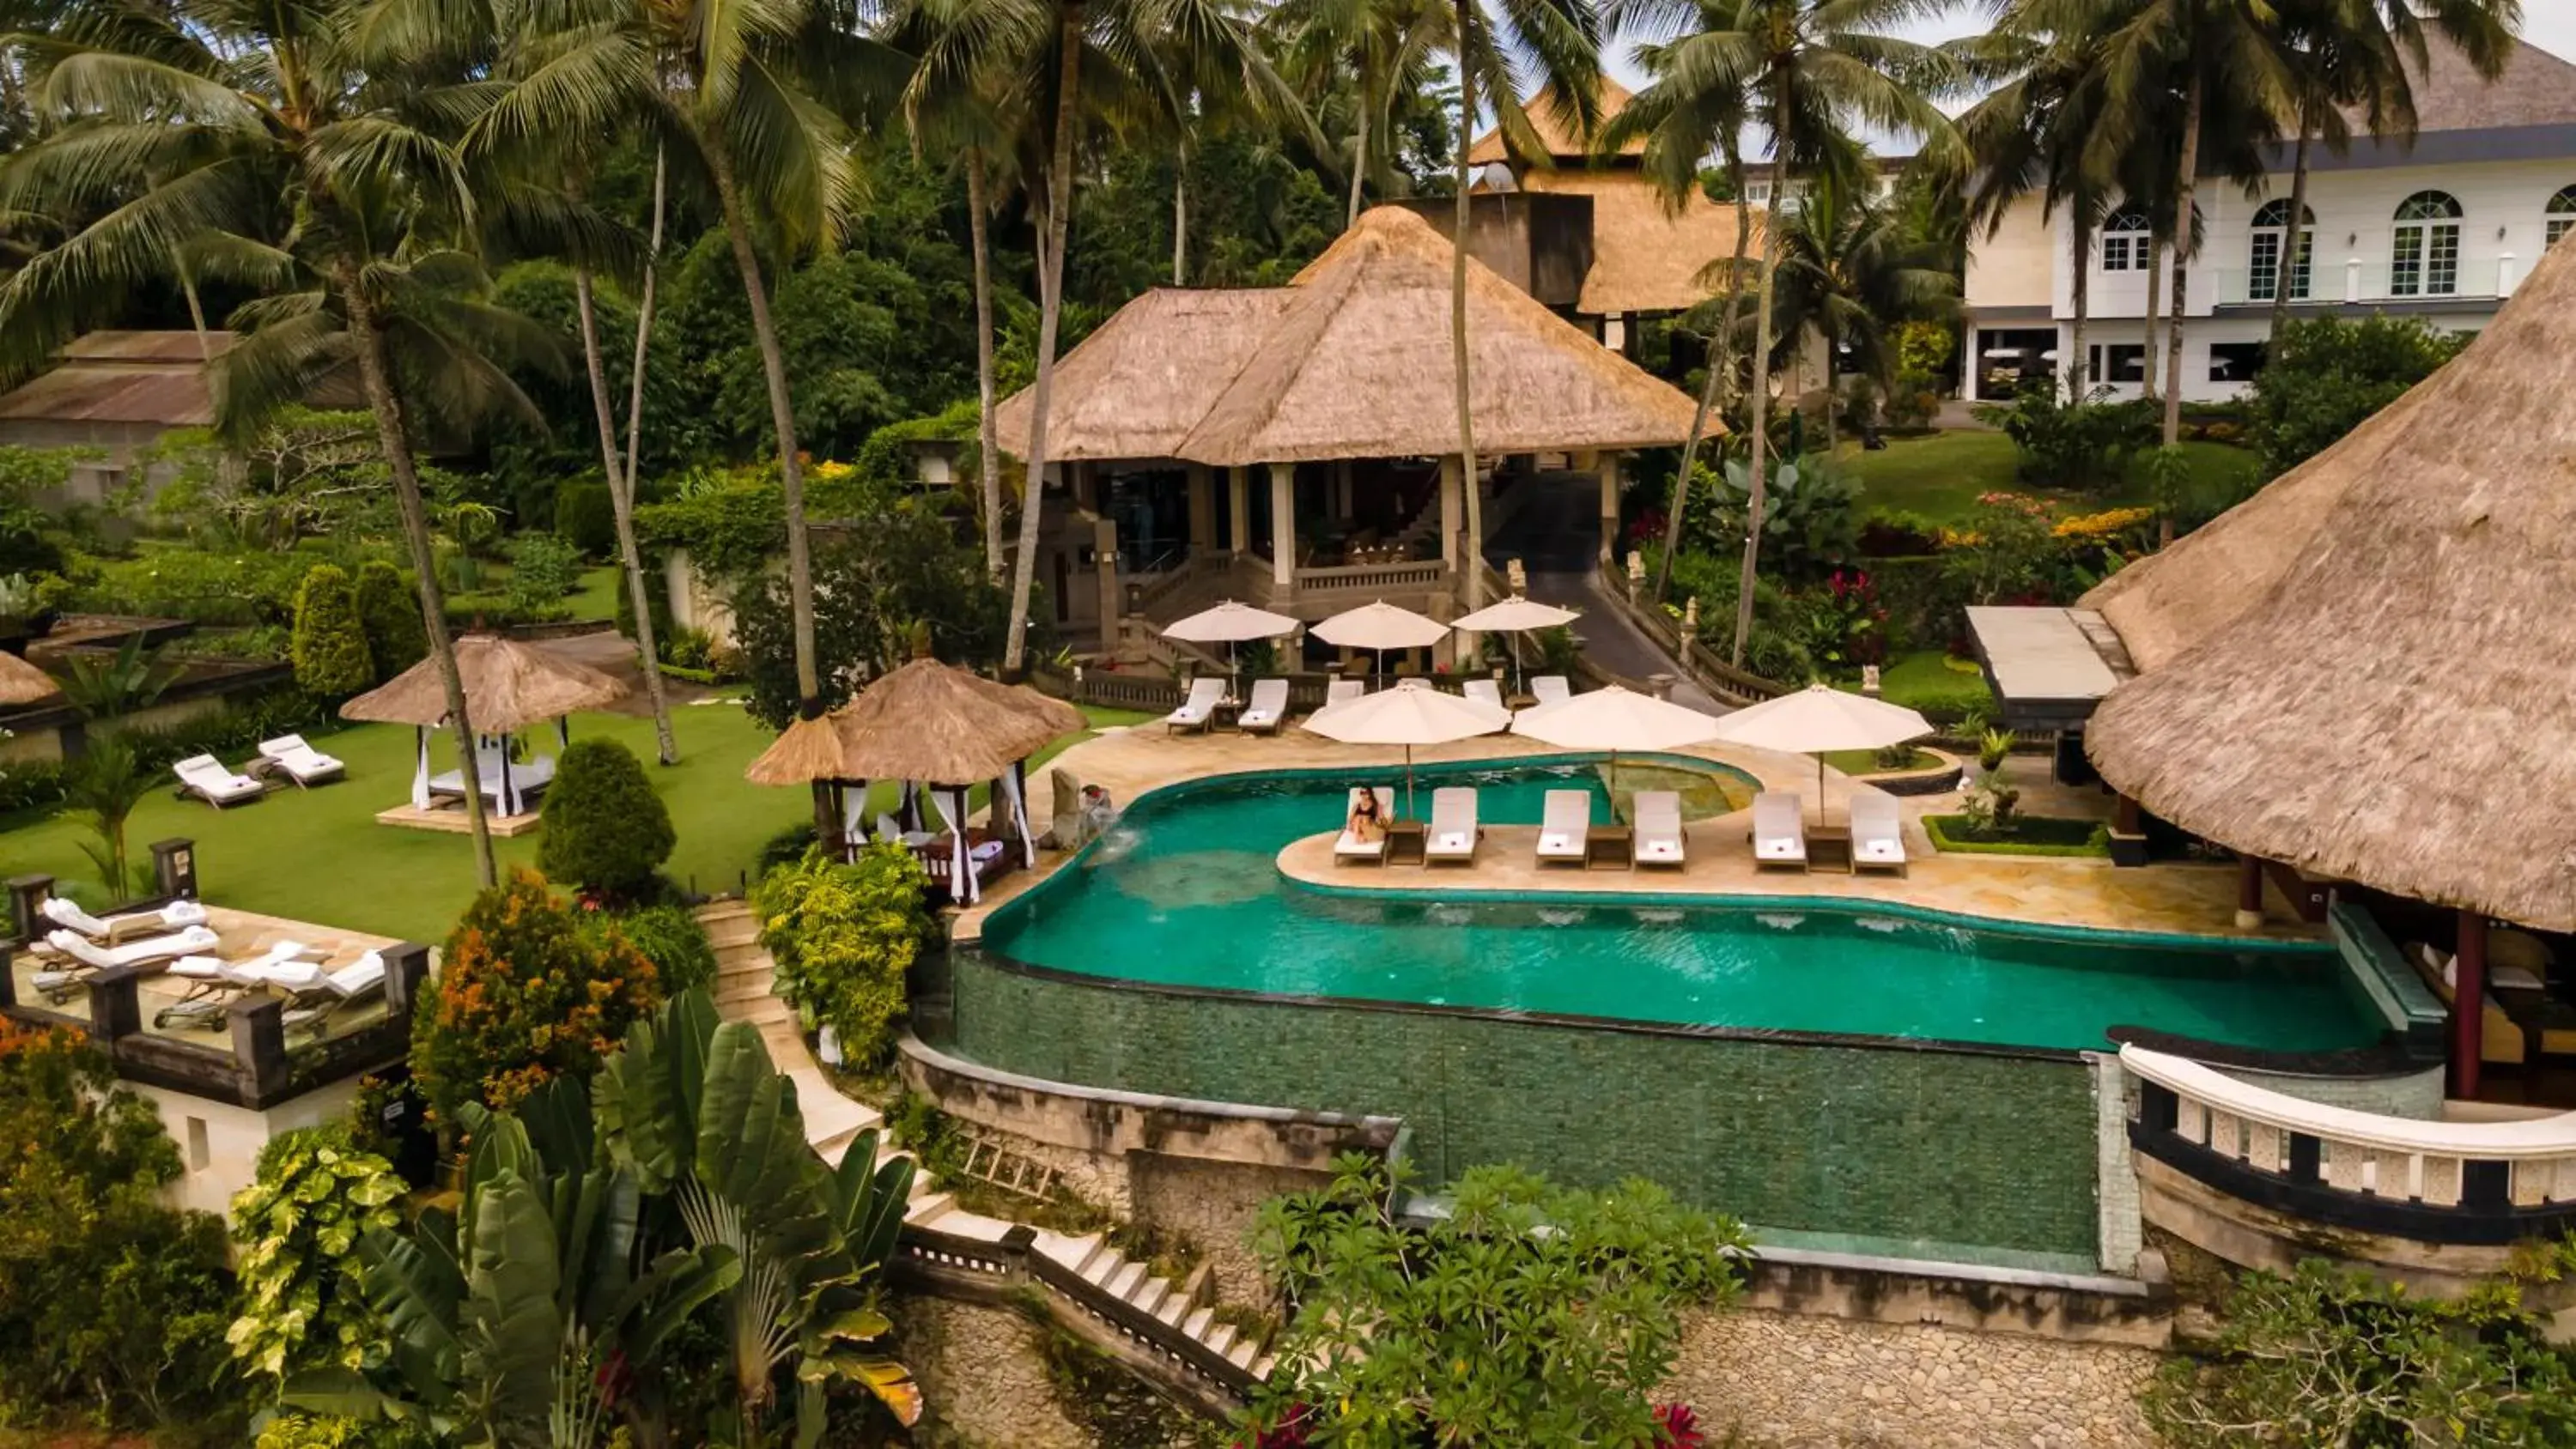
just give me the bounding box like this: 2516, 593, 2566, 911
1608, 0, 1960, 667
1765, 168, 1957, 446
0, 0, 526, 885
1276, 0, 1452, 227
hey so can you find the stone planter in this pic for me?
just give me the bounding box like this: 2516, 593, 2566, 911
1848, 748, 1965, 797
2108, 830, 2151, 868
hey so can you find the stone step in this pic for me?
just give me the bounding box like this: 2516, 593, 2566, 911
905, 1190, 952, 1221
1151, 1287, 1189, 1325
1250, 1352, 1276, 1381
714, 977, 773, 1004
705, 924, 761, 950
1180, 1306, 1215, 1339
1226, 1336, 1259, 1371
1081, 1245, 1121, 1288
1102, 1258, 1145, 1300
1130, 1276, 1170, 1319
1202, 1321, 1237, 1357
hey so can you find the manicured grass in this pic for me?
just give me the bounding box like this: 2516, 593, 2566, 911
568, 565, 623, 622
1837, 431, 2258, 525
1874, 649, 1994, 720
0, 700, 1135, 944
1820, 747, 1941, 775
1923, 813, 2110, 858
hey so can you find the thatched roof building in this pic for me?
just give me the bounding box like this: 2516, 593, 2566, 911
0, 651, 57, 706
2081, 235, 2576, 932
343, 635, 628, 735
993, 207, 1699, 466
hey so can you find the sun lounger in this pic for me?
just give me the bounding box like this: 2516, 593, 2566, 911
282, 952, 388, 1036
257, 733, 346, 787
1462, 679, 1505, 711
1530, 676, 1572, 707
1239, 678, 1290, 735
1165, 676, 1225, 734
1535, 789, 1589, 865
1851, 792, 1906, 875
32, 924, 222, 1001
1425, 787, 1479, 865
39, 895, 208, 947
1334, 788, 1388, 866
173, 753, 264, 808
1633, 791, 1686, 869
1325, 679, 1364, 706
1752, 791, 1808, 870
2415, 944, 2540, 1066
876, 813, 938, 847
428, 748, 556, 812
153, 940, 320, 1029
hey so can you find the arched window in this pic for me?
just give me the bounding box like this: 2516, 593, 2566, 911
2248, 197, 2315, 301
2549, 186, 2576, 248
2391, 191, 2464, 297
2100, 207, 2152, 273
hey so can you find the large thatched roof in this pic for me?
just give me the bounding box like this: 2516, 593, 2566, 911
0, 651, 57, 706
341, 634, 629, 734
1466, 80, 1637, 166
745, 658, 1078, 787
1521, 169, 1761, 316
993, 207, 1702, 466
2081, 234, 2576, 931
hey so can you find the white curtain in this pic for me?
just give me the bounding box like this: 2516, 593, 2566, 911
999, 765, 1036, 864
840, 778, 871, 859
932, 786, 974, 902
410, 727, 431, 809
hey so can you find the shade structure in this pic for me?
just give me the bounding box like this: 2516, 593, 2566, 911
1314, 600, 1449, 679
0, 651, 58, 706
744, 714, 861, 787
823, 657, 1066, 785
342, 634, 628, 734
1511, 686, 1720, 752
1710, 683, 1931, 820
1162, 601, 1300, 644
1452, 596, 1580, 634
1303, 678, 1510, 815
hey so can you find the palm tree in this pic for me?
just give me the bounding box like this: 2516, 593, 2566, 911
1766, 168, 1957, 446
1277, 0, 1451, 227
0, 0, 520, 885
1610, 0, 1959, 667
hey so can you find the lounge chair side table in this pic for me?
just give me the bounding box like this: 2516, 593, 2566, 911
1587, 824, 1634, 870
1384, 821, 1427, 867
1807, 824, 1855, 874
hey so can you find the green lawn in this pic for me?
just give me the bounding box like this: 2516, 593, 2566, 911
1874, 648, 1995, 723
0, 701, 1146, 944
568, 565, 623, 622
1837, 431, 2258, 525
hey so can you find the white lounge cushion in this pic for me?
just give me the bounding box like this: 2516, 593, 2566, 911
260, 734, 345, 780
1325, 680, 1364, 706
40, 895, 209, 942
1462, 679, 1504, 710
1850, 793, 1905, 868
1425, 787, 1478, 859
2446, 956, 2546, 994
174, 754, 262, 800
1536, 790, 1589, 860
1239, 678, 1290, 730
1634, 791, 1685, 864
46, 924, 220, 972
1530, 676, 1572, 706
1752, 791, 1807, 863
1166, 677, 1225, 728
1335, 788, 1388, 860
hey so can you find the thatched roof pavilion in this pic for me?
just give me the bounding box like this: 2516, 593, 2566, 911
343, 634, 628, 735
0, 651, 58, 706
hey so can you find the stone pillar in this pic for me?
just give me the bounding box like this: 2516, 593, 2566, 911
88, 965, 144, 1040
231, 995, 289, 1101
1603, 312, 1627, 352
1332, 459, 1354, 524
1597, 452, 1622, 567
2452, 910, 2488, 1100
7, 873, 53, 943
150, 838, 198, 900
1267, 463, 1297, 589
1227, 465, 1250, 555
1437, 456, 1463, 571
1093, 516, 1121, 653
383, 942, 431, 1019
1186, 464, 1215, 554
2234, 854, 2265, 931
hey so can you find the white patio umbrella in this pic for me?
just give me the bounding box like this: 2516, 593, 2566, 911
1510, 684, 1721, 799
1161, 600, 1300, 681
1303, 678, 1510, 816
1312, 600, 1449, 682
1708, 682, 1932, 822
1453, 595, 1580, 694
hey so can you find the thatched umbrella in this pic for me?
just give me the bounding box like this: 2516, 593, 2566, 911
0, 651, 58, 706
342, 635, 629, 816
744, 714, 862, 787
2081, 231, 2576, 940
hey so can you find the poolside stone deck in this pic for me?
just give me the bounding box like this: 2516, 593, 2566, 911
955, 724, 2323, 945
9, 904, 403, 1045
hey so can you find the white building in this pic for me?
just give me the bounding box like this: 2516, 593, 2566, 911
1964, 38, 2576, 403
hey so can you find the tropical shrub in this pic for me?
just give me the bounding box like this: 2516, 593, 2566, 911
1796, 568, 1892, 671
588, 901, 715, 997
291, 564, 374, 695
502, 531, 583, 618
1940, 493, 2063, 607
0, 1020, 238, 1435
227, 1125, 404, 1382
1683, 452, 1862, 585
732, 520, 1012, 728
538, 738, 675, 899
2244, 315, 2468, 480
2143, 1259, 2576, 1446
353, 561, 425, 678
64, 731, 151, 898
1975, 385, 2157, 492
1249, 1156, 1749, 1446
70, 546, 313, 627
754, 844, 933, 1065
410, 869, 661, 1127
551, 477, 617, 557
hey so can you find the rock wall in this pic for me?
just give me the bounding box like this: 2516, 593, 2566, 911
1668, 1308, 2162, 1449
896, 1294, 1094, 1449
1131, 1153, 1320, 1303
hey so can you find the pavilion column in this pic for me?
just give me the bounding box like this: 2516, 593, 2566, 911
1267, 463, 1296, 589
1093, 517, 1121, 653
2452, 910, 2488, 1100
1333, 459, 1354, 524
1227, 465, 1250, 555
2234, 854, 2265, 931
1186, 464, 1215, 555
1437, 455, 1463, 572
1597, 452, 1621, 568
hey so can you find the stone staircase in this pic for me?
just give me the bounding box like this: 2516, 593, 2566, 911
693, 901, 1277, 1393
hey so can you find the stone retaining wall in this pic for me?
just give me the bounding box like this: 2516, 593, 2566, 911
895, 1294, 1096, 1449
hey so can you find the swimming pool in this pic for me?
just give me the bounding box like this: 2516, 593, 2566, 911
981, 759, 2379, 1055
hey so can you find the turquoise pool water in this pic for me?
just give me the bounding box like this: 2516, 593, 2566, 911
984, 760, 2380, 1055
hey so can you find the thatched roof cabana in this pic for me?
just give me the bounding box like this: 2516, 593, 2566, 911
825, 658, 1066, 783
992, 207, 1701, 466
342, 635, 629, 734
2081, 237, 2576, 932
0, 651, 58, 706
744, 714, 862, 787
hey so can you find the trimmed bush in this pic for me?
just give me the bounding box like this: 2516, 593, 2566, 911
538, 737, 675, 897
553, 478, 617, 558
353, 561, 425, 677
291, 564, 374, 695
1923, 813, 2109, 858
590, 901, 716, 997
755, 844, 933, 1065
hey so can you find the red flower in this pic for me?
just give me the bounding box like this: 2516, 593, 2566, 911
1656, 1403, 1706, 1448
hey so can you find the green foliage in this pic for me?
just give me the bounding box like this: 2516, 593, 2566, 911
352, 561, 426, 678
68, 546, 319, 627
291, 564, 375, 696
227, 1125, 405, 1383
410, 868, 664, 1128
1939, 492, 2062, 607
552, 478, 617, 557
0, 446, 81, 578
2143, 1259, 2576, 1446
1656, 548, 1814, 685
1923, 814, 2106, 857
501, 531, 584, 619
1250, 1155, 1749, 1446
634, 459, 877, 582
587, 902, 716, 997
0, 1021, 239, 1434
1893, 319, 1954, 378
537, 738, 676, 897
754, 844, 933, 1066
57, 633, 181, 719
1974, 385, 2159, 492
1977, 727, 2016, 774
733, 519, 1012, 729
64, 732, 152, 898
853, 397, 983, 491
2244, 315, 2470, 481
1685, 452, 1861, 586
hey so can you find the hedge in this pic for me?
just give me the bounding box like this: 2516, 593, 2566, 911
1922, 813, 2110, 858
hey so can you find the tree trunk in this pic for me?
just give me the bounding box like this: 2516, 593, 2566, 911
968, 148, 1006, 580
1449, 0, 1484, 620
1729, 92, 1790, 670
2068, 209, 2091, 396
1347, 102, 1370, 228
708, 147, 820, 711
574, 266, 677, 766
1004, 1, 1086, 673
1172, 142, 1188, 286
1649, 157, 1752, 609
2162, 65, 2203, 449
614, 145, 677, 763
2140, 233, 2161, 403
339, 266, 493, 886
2268, 125, 2312, 339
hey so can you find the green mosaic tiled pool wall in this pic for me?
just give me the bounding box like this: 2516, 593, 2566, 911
945, 952, 2102, 1262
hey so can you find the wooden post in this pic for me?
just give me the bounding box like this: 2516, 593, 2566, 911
2115, 795, 2143, 834
2234, 854, 2264, 931
2452, 910, 2488, 1100
1093, 516, 1121, 652
1437, 456, 1463, 571
1227, 466, 1250, 555
1267, 464, 1296, 589
1186, 464, 1215, 554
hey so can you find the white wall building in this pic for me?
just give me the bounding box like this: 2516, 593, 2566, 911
1963, 38, 2576, 404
